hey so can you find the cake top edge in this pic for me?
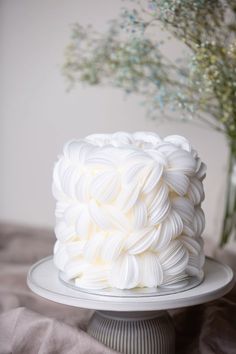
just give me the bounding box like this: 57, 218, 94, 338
64, 131, 194, 153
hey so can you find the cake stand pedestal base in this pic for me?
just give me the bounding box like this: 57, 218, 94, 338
88, 310, 175, 354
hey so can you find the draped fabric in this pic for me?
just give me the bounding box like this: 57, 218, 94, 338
0, 223, 235, 354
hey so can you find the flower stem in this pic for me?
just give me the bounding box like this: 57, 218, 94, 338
220, 139, 236, 247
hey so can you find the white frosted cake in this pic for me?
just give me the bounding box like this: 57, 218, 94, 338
52, 132, 206, 290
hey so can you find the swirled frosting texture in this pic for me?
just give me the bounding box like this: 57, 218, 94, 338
53, 132, 206, 289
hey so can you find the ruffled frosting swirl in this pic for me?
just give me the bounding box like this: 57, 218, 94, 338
53, 132, 206, 289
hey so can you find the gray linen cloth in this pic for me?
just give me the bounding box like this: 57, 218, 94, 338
0, 223, 235, 354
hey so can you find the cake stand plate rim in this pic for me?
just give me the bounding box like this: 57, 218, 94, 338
27, 256, 235, 311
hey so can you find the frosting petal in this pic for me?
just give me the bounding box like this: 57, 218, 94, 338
172, 197, 194, 224
90, 170, 120, 203
132, 200, 148, 229
164, 171, 189, 196
193, 207, 205, 237
126, 228, 160, 254
167, 149, 196, 175
187, 177, 205, 205
153, 209, 183, 251
142, 162, 163, 194
83, 232, 106, 262
159, 240, 189, 276
101, 232, 125, 261
54, 220, 75, 242
75, 265, 110, 289
164, 135, 192, 152
110, 254, 139, 289
88, 200, 112, 229
139, 252, 163, 287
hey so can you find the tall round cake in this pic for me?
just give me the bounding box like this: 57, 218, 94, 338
52, 132, 206, 290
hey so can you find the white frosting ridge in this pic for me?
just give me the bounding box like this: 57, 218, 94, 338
52, 132, 206, 290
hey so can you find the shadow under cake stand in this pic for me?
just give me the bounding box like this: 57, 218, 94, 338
27, 256, 234, 354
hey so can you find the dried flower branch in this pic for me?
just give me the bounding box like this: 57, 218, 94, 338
63, 0, 236, 245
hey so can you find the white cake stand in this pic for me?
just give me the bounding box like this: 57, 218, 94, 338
27, 256, 234, 354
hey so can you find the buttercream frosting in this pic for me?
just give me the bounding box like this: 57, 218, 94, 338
53, 132, 206, 289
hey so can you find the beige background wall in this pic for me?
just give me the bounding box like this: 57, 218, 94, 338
0, 0, 228, 243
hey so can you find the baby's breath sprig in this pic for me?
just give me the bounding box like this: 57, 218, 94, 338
63, 0, 236, 245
